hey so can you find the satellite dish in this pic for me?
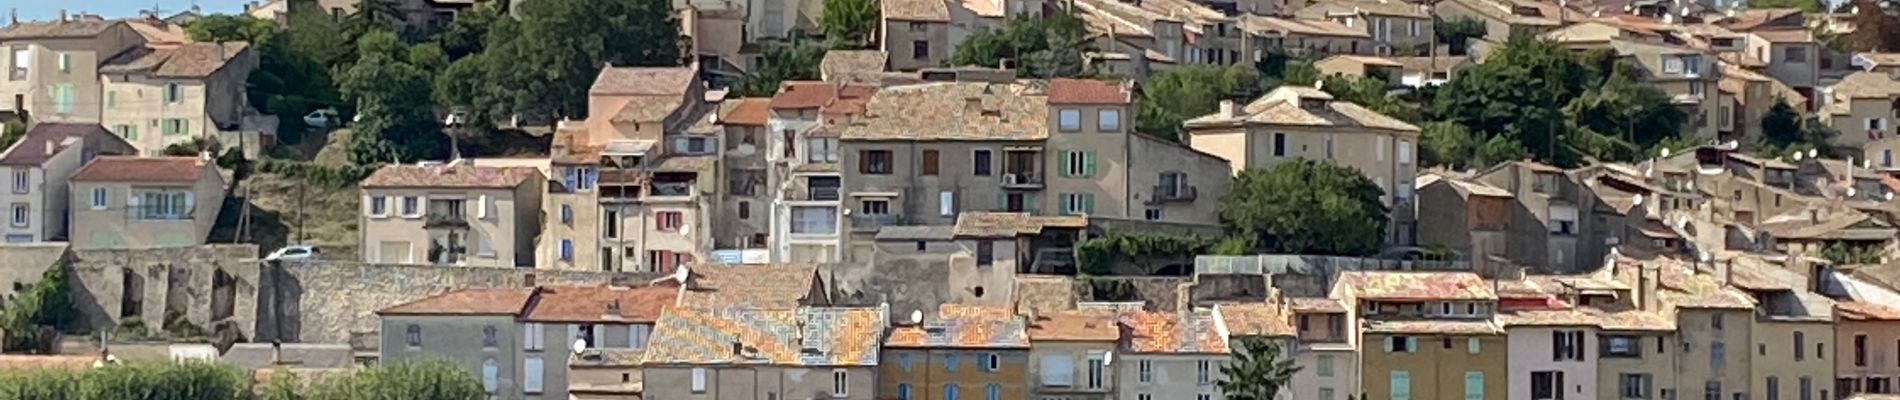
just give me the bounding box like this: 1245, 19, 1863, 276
1886, 191, 1894, 201
1660, 148, 1672, 158
1794, 152, 1805, 161
1698, 251, 1712, 263
572, 339, 587, 355
1632, 194, 1645, 206
673, 265, 691, 285
1849, 187, 1859, 197
910, 310, 924, 324
680, 224, 693, 236
1103, 351, 1115, 366
1809, 149, 1820, 158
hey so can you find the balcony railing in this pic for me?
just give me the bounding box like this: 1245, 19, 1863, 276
1152, 185, 1197, 203
1002, 171, 1044, 189
424, 212, 468, 229
650, 182, 694, 197
129, 207, 193, 221
811, 186, 840, 201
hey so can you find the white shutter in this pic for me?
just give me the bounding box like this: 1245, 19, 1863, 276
525, 323, 543, 350
522, 357, 544, 393
477, 195, 491, 219
692, 368, 708, 392
940, 191, 954, 216
590, 326, 601, 350
630, 325, 651, 349
567, 324, 580, 347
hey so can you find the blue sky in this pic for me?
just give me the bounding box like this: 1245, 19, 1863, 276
13, 0, 246, 21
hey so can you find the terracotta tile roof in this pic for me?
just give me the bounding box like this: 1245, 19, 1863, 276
641, 307, 886, 366
821, 50, 889, 78
0, 123, 120, 166
0, 20, 121, 39
884, 0, 951, 21
842, 82, 1053, 141
100, 42, 251, 78
1444, 0, 1562, 26
770, 82, 878, 110
677, 264, 822, 309
1656, 270, 1757, 310
1119, 311, 1229, 354
611, 96, 689, 123
1047, 79, 1132, 105
1838, 301, 1900, 320
69, 156, 208, 183
1187, 86, 1419, 132
360, 164, 541, 189
1214, 302, 1294, 337
953, 212, 1089, 237
1750, 29, 1814, 43
1288, 298, 1346, 313
0, 355, 97, 371
1027, 311, 1120, 341
886, 304, 1030, 348
1717, 8, 1801, 31
1364, 319, 1504, 334
521, 285, 678, 324
721, 98, 772, 126
590, 66, 697, 95
123, 18, 187, 43
375, 287, 535, 316
1858, 52, 1900, 67
1242, 16, 1372, 38
569, 348, 647, 368
1830, 72, 1900, 99
1760, 209, 1895, 241
1335, 271, 1497, 301
1597, 309, 1675, 331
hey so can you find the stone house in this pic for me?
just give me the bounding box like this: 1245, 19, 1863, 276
0, 123, 134, 243
640, 306, 888, 400
357, 162, 545, 267
1609, 40, 1727, 142
0, 18, 145, 124
880, 0, 1024, 72
1184, 85, 1421, 244
714, 98, 772, 251
1415, 174, 1514, 271
1432, 0, 1564, 43
1294, 0, 1436, 54
1025, 311, 1120, 400
1835, 301, 1900, 397
1240, 16, 1377, 59
1288, 298, 1359, 400
1820, 72, 1900, 150
881, 304, 1032, 400
1331, 271, 1509, 400
1314, 55, 1405, 86
1114, 310, 1230, 400
67, 156, 224, 249
766, 81, 877, 264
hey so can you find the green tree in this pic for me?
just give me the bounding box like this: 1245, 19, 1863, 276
1, 121, 26, 151
735, 39, 825, 97
408, 43, 450, 74
1420, 121, 1529, 169
1221, 159, 1388, 255
258, 369, 307, 400
1747, 0, 1826, 12
438, 0, 685, 121
1435, 17, 1489, 55
1756, 100, 1840, 158
822, 0, 880, 48
1435, 37, 1665, 167
308, 361, 485, 400
950, 12, 1092, 78
1217, 337, 1302, 400
2, 263, 73, 352
1846, 0, 1900, 52
1137, 64, 1260, 141
247, 10, 347, 144
437, 2, 501, 59
1562, 61, 1687, 161
341, 30, 446, 163
184, 14, 278, 43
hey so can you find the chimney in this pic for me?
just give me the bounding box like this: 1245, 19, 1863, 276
731, 341, 744, 356
523, 272, 537, 287
1638, 264, 1659, 311
1219, 100, 1236, 118
43, 140, 54, 156
58, 9, 67, 22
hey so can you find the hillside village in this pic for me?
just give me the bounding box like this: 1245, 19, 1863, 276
0, 0, 1899, 399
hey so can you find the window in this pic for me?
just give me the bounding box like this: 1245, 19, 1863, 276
401, 196, 420, 217
368, 195, 387, 216
1465, 372, 1484, 400
1086, 353, 1105, 388
164, 83, 182, 103
1145, 208, 1162, 220
805, 137, 839, 163
1801, 377, 1813, 400
983, 353, 1001, 371
657, 211, 683, 231
1874, 118, 1890, 133
973, 149, 993, 176
986, 384, 1000, 400
1470, 337, 1482, 353
559, 204, 573, 224
559, 239, 574, 261
912, 41, 930, 59
1197, 360, 1212, 384
1061, 193, 1093, 215
1099, 109, 1121, 131
1622, 374, 1652, 399
1768, 377, 1780, 400
1320, 388, 1336, 400
898, 384, 913, 400
692, 367, 707, 392
859, 150, 893, 174
1389, 336, 1416, 352
1392, 371, 1412, 400
861, 199, 890, 215
921, 149, 940, 175
1664, 57, 1684, 73
1785, 46, 1808, 63
945, 384, 959, 400
113, 124, 136, 140
7, 204, 27, 228
1683, 55, 1703, 75
1712, 341, 1726, 370
1317, 355, 1335, 376
1040, 355, 1074, 386
91, 188, 107, 210
629, 324, 651, 348
482, 326, 498, 348
106, 91, 115, 109
1273, 133, 1288, 156
1059, 109, 1082, 132
9, 46, 27, 79
1713, 314, 1724, 330
976, 240, 994, 267
1138, 360, 1153, 382
1795, 332, 1806, 361
53, 84, 73, 114
10, 169, 26, 193
1690, 81, 1706, 97
1399, 140, 1414, 164
524, 323, 544, 350
832, 369, 849, 396
1855, 334, 1867, 366
405, 325, 422, 347
947, 353, 959, 371
1324, 134, 1335, 158
1605, 335, 1641, 357
937, 191, 955, 216
1064, 151, 1094, 177
1553, 330, 1586, 361
1533, 371, 1565, 400
482, 358, 498, 393
1706, 381, 1721, 400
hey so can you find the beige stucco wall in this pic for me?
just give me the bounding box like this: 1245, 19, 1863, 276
0, 26, 146, 123
1749, 39, 1820, 91
359, 182, 540, 267
644, 365, 880, 400
843, 139, 1037, 225
1116, 354, 1229, 400
1838, 319, 1900, 390
0, 165, 50, 242
1825, 97, 1897, 148
1597, 331, 1680, 400
100, 50, 257, 156
1028, 341, 1118, 399
1750, 320, 1836, 400
1291, 346, 1360, 400
68, 164, 223, 249
1507, 326, 1599, 400
882, 20, 950, 71
879, 348, 1032, 400
544, 189, 603, 270
1229, 124, 1418, 207
1672, 309, 1753, 400
1127, 135, 1228, 225
1361, 333, 1510, 400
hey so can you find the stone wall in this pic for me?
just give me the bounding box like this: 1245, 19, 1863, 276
0, 243, 70, 308
61, 245, 259, 341
256, 261, 662, 345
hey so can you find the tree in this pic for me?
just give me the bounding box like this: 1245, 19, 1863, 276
1138, 64, 1260, 141
1435, 17, 1488, 55
1746, 0, 1826, 12
1218, 337, 1302, 400
438, 0, 685, 121
735, 39, 825, 97
1, 121, 26, 151
2, 263, 73, 352
1756, 99, 1840, 158
437, 2, 501, 59
1846, 0, 1900, 52
184, 14, 278, 43
307, 361, 485, 400
341, 30, 447, 163
344, 0, 407, 39
1221, 159, 1388, 256
822, 0, 880, 48
1562, 61, 1687, 161
950, 12, 1093, 78
1419, 122, 1530, 169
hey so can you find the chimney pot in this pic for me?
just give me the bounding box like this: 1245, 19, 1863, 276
43, 140, 54, 156
524, 272, 537, 287
1219, 100, 1236, 118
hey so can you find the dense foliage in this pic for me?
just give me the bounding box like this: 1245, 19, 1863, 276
1, 263, 73, 352
1221, 159, 1388, 256
435, 0, 685, 122
184, 15, 278, 43
1433, 38, 1686, 167
1075, 234, 1250, 275
1435, 17, 1488, 55
1137, 65, 1262, 141
821, 0, 880, 48
341, 30, 449, 164
735, 39, 826, 97
950, 12, 1092, 78
1218, 337, 1302, 400
1756, 99, 1840, 158
0, 361, 481, 400
1847, 0, 1900, 52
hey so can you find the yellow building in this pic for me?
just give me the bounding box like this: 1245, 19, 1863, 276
882, 304, 1031, 400
1333, 271, 1509, 400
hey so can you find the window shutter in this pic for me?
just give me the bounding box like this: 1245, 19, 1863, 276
995, 192, 1007, 212
1392, 371, 1411, 400
477, 195, 490, 219
1060, 195, 1073, 215
1082, 194, 1095, 214
567, 324, 579, 346
1553, 333, 1563, 361
1465, 372, 1484, 400
1082, 152, 1097, 178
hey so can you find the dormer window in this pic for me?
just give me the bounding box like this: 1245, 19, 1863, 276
1299, 98, 1328, 109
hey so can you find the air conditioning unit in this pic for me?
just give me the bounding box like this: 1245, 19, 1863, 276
1004, 173, 1023, 185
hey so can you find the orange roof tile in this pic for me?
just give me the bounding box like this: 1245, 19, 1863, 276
722, 98, 772, 126
1288, 298, 1347, 313
70, 156, 208, 183
769, 82, 877, 110
1336, 271, 1497, 301
677, 264, 822, 309
521, 285, 678, 324
1119, 311, 1229, 354
642, 307, 886, 366
1047, 78, 1131, 105
1027, 311, 1120, 342
1363, 319, 1503, 334
359, 164, 542, 189
886, 304, 1030, 349
1215, 302, 1294, 337
375, 287, 535, 316
1839, 301, 1900, 320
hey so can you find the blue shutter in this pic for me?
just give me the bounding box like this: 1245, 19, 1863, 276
1392, 371, 1411, 400
1464, 372, 1483, 400
946, 354, 959, 371
1060, 194, 1073, 215
559, 239, 573, 261
562, 168, 579, 191
946, 384, 959, 400
1082, 193, 1096, 214
898, 384, 912, 400
987, 384, 1000, 400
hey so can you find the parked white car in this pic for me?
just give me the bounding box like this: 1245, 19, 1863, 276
265, 245, 320, 262
302, 109, 340, 127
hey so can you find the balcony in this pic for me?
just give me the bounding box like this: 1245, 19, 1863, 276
1002, 148, 1044, 189
1151, 184, 1197, 203
423, 212, 468, 229
648, 181, 694, 198
1002, 172, 1044, 189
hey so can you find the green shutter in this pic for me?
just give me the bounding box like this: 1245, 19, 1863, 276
181, 120, 189, 135
996, 192, 1007, 212
1058, 151, 1073, 177
106, 91, 116, 109
1391, 371, 1411, 400
1025, 193, 1038, 215
1060, 194, 1073, 215
1082, 193, 1095, 214
1464, 372, 1483, 400
1083, 152, 1097, 178
128, 126, 137, 140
